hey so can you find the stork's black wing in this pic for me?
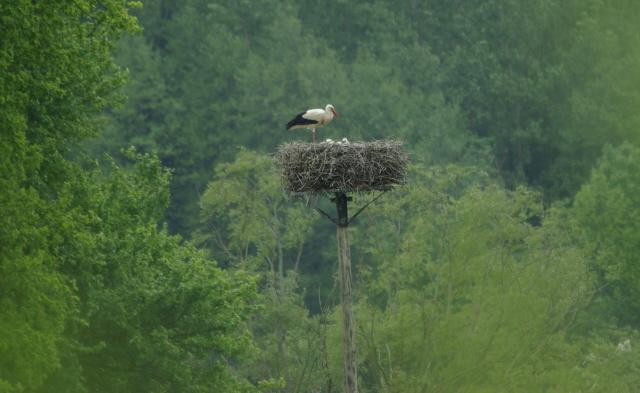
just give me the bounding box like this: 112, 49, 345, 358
286, 111, 319, 130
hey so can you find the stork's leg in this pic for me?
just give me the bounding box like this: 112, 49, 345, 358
312, 129, 317, 143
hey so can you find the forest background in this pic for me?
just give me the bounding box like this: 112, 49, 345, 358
2, 1, 640, 392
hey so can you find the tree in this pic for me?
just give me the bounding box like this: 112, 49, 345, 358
544, 0, 640, 197
38, 152, 257, 393
199, 150, 330, 392
353, 167, 595, 392
573, 143, 640, 327
98, 0, 493, 237
0, 1, 138, 390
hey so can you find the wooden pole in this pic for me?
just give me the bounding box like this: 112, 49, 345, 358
334, 192, 358, 393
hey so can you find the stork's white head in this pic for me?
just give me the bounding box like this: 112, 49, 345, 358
326, 104, 339, 118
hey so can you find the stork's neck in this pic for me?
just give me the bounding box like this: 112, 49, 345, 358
325, 108, 334, 120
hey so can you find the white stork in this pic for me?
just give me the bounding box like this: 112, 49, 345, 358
286, 104, 339, 143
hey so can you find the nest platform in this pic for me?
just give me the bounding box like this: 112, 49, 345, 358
275, 140, 408, 194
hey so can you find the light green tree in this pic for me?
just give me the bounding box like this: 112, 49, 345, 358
200, 150, 328, 392
573, 143, 640, 327
352, 167, 596, 392
0, 1, 138, 390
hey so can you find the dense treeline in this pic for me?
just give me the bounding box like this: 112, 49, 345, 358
2, 0, 640, 392
95, 0, 640, 235
1, 2, 253, 392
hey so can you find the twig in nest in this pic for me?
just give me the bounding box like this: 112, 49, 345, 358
275, 140, 408, 194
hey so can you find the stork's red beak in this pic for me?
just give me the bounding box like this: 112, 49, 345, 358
333, 109, 340, 118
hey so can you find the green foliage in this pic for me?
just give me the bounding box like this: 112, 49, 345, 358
540, 1, 640, 197
39, 153, 258, 393
353, 170, 595, 391
0, 1, 138, 390
97, 0, 493, 235
573, 144, 640, 326
199, 150, 328, 392
199, 150, 316, 271
1, 2, 258, 391
292, 0, 640, 198
0, 181, 73, 391
5, 0, 640, 391
96, 0, 640, 234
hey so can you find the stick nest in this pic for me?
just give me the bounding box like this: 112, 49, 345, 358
275, 140, 408, 194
